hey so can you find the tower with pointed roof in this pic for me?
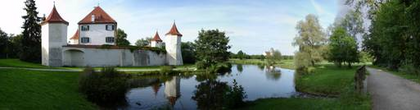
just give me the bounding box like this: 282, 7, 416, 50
151, 31, 163, 48
41, 5, 68, 67
165, 23, 183, 65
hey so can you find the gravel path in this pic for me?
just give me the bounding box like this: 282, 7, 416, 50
367, 67, 420, 110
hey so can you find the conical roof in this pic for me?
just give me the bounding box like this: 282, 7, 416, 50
70, 30, 79, 40
43, 5, 68, 25
166, 23, 183, 36
151, 31, 163, 42
78, 6, 117, 24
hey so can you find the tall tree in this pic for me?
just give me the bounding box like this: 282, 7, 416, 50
293, 14, 327, 67
181, 42, 197, 64
328, 27, 358, 68
0, 28, 8, 58
340, 9, 365, 40
21, 0, 42, 63
266, 48, 282, 66
115, 28, 130, 46
195, 29, 231, 68
237, 50, 245, 60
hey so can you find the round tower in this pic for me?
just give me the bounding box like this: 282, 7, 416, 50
41, 5, 68, 67
165, 22, 183, 65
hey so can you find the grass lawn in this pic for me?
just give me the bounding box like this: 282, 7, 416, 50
0, 59, 48, 68
0, 69, 97, 109
370, 66, 420, 84
295, 64, 358, 96
243, 63, 371, 110
229, 59, 295, 69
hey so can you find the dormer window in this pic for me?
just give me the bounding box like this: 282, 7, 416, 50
81, 25, 89, 31
81, 37, 90, 43
106, 25, 115, 31
106, 37, 115, 43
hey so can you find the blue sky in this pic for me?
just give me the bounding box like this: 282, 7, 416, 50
0, 0, 343, 55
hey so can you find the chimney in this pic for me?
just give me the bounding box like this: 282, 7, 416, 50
91, 14, 95, 22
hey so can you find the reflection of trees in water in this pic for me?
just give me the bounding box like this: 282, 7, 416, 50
192, 80, 246, 110
236, 64, 243, 72
257, 64, 265, 71
265, 67, 282, 81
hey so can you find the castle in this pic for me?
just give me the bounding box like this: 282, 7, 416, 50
41, 5, 183, 67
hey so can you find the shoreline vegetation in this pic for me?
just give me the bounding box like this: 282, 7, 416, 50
0, 58, 372, 109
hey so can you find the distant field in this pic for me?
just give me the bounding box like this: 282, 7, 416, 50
229, 59, 295, 69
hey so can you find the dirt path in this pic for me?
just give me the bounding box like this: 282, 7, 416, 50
367, 67, 420, 110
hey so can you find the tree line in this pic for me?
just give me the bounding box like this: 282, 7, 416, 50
348, 0, 420, 75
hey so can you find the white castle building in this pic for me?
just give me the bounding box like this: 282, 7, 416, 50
41, 5, 183, 67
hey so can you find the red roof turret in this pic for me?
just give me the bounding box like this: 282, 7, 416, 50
152, 31, 163, 42
42, 5, 68, 25
166, 23, 182, 36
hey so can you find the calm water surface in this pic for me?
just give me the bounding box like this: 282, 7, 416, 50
121, 65, 297, 109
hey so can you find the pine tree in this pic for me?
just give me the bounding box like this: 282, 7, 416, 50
21, 0, 41, 63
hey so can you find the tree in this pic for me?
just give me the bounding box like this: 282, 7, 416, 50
328, 27, 359, 68
340, 9, 365, 41
181, 42, 197, 64
195, 29, 231, 69
135, 37, 152, 47
0, 28, 8, 58
266, 48, 282, 66
237, 50, 245, 59
293, 14, 327, 68
21, 0, 42, 63
116, 28, 130, 46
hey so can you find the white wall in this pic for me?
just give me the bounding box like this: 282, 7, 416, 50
41, 23, 68, 67
165, 35, 183, 65
62, 47, 166, 67
79, 24, 115, 45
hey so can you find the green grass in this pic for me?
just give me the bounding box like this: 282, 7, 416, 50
229, 59, 295, 69
0, 69, 97, 109
370, 65, 420, 84
0, 59, 47, 68
295, 64, 358, 96
243, 63, 371, 110
240, 97, 369, 110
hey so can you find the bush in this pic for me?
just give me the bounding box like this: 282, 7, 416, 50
79, 67, 129, 107
160, 66, 174, 74
195, 61, 208, 69
208, 63, 232, 73
400, 64, 420, 76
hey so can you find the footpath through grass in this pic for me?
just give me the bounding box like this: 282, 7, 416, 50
242, 63, 371, 110
0, 69, 97, 109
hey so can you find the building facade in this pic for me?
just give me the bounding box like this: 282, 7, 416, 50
41, 5, 183, 67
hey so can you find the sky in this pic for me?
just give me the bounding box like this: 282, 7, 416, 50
0, 0, 346, 55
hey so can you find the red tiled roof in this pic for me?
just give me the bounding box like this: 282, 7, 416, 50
78, 6, 117, 24
70, 30, 79, 40
42, 5, 69, 25
151, 31, 162, 42
166, 23, 182, 36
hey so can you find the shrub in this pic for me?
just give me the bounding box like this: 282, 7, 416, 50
160, 66, 174, 74
79, 67, 129, 107
400, 64, 420, 76
195, 61, 208, 69
208, 63, 232, 73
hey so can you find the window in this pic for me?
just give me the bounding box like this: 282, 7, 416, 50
106, 37, 114, 43
81, 37, 90, 43
81, 25, 89, 31
106, 25, 115, 31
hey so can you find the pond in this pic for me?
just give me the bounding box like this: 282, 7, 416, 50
120, 64, 298, 109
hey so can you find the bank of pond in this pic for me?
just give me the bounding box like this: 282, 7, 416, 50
0, 63, 370, 109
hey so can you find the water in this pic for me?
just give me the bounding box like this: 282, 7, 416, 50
120, 65, 297, 110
